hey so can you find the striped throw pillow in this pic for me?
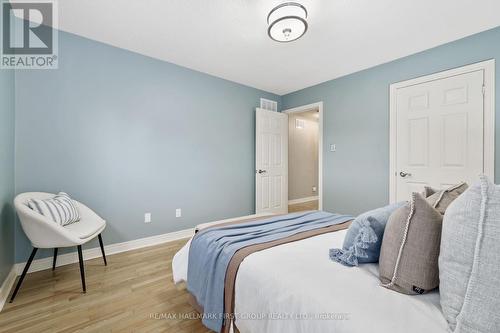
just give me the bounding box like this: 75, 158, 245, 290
28, 192, 81, 226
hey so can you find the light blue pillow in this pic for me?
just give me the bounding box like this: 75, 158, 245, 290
330, 201, 405, 266
439, 176, 500, 332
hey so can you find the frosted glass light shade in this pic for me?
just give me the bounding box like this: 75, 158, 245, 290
267, 3, 308, 43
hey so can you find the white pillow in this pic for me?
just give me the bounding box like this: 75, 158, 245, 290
28, 192, 81, 226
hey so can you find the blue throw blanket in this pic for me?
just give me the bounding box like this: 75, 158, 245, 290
187, 211, 353, 332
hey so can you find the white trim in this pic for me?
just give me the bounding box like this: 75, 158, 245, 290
389, 59, 495, 203
12, 212, 271, 275
0, 266, 17, 312
288, 196, 319, 205
483, 61, 496, 179
282, 102, 324, 211
14, 228, 194, 276
3, 213, 271, 310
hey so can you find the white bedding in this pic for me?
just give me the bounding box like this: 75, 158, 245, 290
173, 228, 449, 333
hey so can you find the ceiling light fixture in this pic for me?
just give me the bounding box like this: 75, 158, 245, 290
267, 2, 308, 43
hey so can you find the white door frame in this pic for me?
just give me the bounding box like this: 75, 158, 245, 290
282, 102, 324, 210
389, 59, 495, 203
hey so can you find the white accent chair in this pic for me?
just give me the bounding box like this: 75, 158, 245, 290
11, 192, 107, 302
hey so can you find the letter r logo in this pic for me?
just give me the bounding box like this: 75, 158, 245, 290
2, 2, 53, 54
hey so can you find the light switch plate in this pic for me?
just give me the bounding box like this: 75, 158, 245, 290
144, 213, 151, 223
330, 144, 336, 152
176, 208, 182, 218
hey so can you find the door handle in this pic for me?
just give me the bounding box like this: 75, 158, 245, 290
257, 169, 267, 174
399, 171, 412, 178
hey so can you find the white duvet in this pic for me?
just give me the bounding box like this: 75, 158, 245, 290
173, 228, 449, 333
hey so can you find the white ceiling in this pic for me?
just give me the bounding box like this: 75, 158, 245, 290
52, 0, 500, 95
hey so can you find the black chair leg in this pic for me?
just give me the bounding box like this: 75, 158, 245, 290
52, 248, 58, 271
10, 247, 38, 303
77, 245, 86, 293
98, 234, 107, 266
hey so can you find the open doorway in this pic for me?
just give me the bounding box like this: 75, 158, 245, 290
283, 102, 323, 212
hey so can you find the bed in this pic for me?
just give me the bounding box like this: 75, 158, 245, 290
172, 213, 449, 333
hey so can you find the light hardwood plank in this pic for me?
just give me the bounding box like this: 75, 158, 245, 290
288, 200, 319, 212
0, 239, 211, 333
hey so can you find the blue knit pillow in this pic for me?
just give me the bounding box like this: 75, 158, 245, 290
330, 202, 405, 266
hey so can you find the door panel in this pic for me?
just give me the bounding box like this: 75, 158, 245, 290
407, 117, 429, 166
441, 112, 467, 167
395, 70, 484, 202
256, 108, 288, 214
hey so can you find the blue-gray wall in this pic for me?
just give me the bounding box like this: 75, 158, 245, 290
0, 69, 16, 283
11, 25, 500, 263
14, 31, 280, 262
282, 26, 500, 216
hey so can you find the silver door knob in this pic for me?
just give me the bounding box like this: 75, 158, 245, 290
257, 169, 267, 174
400, 171, 412, 178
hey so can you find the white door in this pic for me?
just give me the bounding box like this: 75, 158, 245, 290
255, 108, 288, 214
394, 70, 485, 202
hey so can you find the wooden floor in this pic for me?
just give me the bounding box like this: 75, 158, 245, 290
288, 200, 319, 213
0, 239, 211, 333
0, 205, 318, 332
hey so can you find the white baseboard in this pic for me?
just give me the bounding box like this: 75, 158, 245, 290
14, 228, 194, 276
1, 227, 192, 312
3, 212, 263, 312
0, 266, 17, 312
288, 196, 319, 205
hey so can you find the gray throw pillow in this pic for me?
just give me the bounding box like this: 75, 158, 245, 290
422, 186, 437, 198
439, 176, 500, 332
379, 193, 442, 295
426, 182, 468, 214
